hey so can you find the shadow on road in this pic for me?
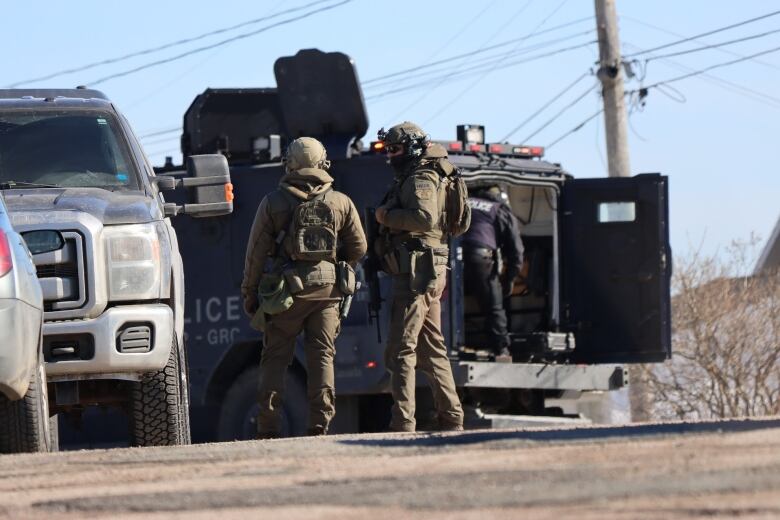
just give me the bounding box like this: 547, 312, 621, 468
338, 417, 780, 448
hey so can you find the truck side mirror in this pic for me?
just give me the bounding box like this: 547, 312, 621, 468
159, 154, 234, 218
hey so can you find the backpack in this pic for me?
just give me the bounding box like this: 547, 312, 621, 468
430, 160, 471, 237
287, 190, 338, 262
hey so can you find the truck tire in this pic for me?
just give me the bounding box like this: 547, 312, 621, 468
0, 357, 54, 453
217, 366, 307, 441
129, 337, 191, 446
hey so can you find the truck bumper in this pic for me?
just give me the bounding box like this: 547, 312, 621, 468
43, 304, 173, 381
451, 361, 627, 391
0, 299, 40, 400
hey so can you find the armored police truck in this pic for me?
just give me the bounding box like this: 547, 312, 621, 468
0, 89, 233, 446
158, 50, 671, 441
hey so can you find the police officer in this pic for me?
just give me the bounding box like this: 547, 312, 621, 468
241, 137, 367, 438
375, 121, 464, 432
462, 185, 524, 359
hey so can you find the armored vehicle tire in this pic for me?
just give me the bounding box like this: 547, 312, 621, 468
0, 356, 54, 454
129, 336, 191, 446
217, 366, 307, 441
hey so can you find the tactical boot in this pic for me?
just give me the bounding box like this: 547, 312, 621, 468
307, 426, 328, 436
493, 347, 513, 363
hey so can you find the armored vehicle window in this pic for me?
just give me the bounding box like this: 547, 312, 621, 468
0, 109, 139, 190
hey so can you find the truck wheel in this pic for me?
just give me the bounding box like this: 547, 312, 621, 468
217, 366, 307, 441
0, 356, 54, 453
129, 336, 191, 446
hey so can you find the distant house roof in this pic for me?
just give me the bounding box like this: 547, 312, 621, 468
755, 213, 780, 274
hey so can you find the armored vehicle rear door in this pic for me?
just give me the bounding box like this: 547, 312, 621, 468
559, 173, 671, 363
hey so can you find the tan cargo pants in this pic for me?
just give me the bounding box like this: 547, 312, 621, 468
257, 298, 340, 436
385, 266, 464, 431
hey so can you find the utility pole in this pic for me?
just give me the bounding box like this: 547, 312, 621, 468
594, 0, 631, 178
594, 0, 652, 422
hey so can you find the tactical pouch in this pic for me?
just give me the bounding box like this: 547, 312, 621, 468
409, 247, 438, 295
283, 267, 305, 294
382, 252, 401, 275
257, 274, 294, 315
296, 260, 337, 288
336, 261, 357, 295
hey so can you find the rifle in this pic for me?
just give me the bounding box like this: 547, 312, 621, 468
364, 207, 384, 343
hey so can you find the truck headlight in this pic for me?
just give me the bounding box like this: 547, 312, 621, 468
103, 224, 161, 301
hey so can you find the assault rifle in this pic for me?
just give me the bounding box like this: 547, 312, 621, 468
364, 207, 383, 342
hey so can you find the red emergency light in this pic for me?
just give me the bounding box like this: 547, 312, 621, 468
485, 143, 544, 158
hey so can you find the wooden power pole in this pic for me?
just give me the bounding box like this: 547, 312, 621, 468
594, 0, 652, 422
594, 0, 631, 178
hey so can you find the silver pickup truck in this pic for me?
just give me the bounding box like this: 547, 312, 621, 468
0, 88, 232, 446
0, 193, 54, 453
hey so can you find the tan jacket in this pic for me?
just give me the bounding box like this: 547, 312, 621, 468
242, 167, 367, 301
381, 143, 453, 249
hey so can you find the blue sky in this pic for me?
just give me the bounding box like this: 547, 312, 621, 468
3, 0, 779, 260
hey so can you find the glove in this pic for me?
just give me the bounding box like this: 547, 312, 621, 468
243, 293, 259, 317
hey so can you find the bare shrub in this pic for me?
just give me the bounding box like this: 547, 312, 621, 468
644, 237, 780, 420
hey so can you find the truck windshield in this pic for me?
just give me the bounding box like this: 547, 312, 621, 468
0, 109, 139, 190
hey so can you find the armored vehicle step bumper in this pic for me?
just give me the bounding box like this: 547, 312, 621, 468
450, 361, 626, 391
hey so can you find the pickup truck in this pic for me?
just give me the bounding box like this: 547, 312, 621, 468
0, 88, 233, 446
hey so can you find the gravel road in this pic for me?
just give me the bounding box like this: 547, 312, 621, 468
1, 417, 779, 519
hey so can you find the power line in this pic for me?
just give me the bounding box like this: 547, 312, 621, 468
521, 81, 599, 143
87, 0, 353, 86
622, 15, 780, 73
139, 127, 180, 139
362, 16, 592, 86
366, 40, 595, 101
647, 27, 780, 62
623, 9, 780, 59
642, 42, 780, 91
364, 29, 594, 92
5, 0, 335, 88
499, 71, 590, 141
546, 109, 603, 149
382, 0, 537, 125
623, 41, 780, 109
423, 0, 573, 126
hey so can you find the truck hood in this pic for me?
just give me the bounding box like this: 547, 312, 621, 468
1, 187, 156, 225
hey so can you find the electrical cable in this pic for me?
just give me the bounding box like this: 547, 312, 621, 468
623, 9, 780, 58
362, 16, 592, 86
382, 0, 537, 125
367, 40, 595, 101
498, 71, 590, 141
641, 43, 780, 92
647, 27, 780, 62
521, 81, 598, 143
545, 109, 603, 149
623, 41, 780, 109
5, 0, 335, 88
364, 29, 594, 92
623, 15, 780, 73
139, 127, 179, 140
423, 0, 574, 126
86, 0, 353, 86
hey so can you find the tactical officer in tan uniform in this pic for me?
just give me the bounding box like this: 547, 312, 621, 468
242, 137, 367, 438
375, 122, 464, 432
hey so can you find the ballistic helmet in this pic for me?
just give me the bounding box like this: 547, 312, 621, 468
284, 137, 331, 171
377, 121, 429, 157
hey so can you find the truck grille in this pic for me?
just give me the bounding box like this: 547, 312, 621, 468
34, 232, 88, 313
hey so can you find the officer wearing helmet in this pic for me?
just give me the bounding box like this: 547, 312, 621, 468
242, 137, 367, 438
374, 121, 464, 432
462, 185, 524, 360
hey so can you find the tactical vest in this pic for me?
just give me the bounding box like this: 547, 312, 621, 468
462, 197, 500, 250
287, 190, 337, 262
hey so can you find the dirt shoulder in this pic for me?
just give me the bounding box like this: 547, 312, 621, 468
1, 417, 779, 519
